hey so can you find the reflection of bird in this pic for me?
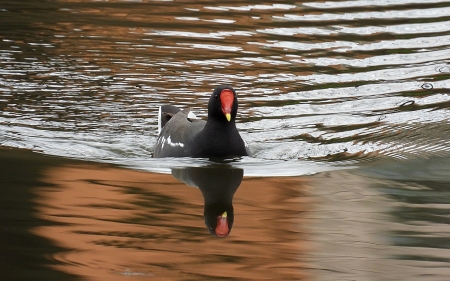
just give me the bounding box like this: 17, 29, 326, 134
154, 85, 250, 158
171, 166, 243, 237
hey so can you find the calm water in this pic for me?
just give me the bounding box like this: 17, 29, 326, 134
1, 0, 450, 280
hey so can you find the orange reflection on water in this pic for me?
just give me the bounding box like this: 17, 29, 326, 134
33, 163, 313, 280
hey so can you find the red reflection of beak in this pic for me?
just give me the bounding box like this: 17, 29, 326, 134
215, 212, 229, 237
220, 89, 234, 122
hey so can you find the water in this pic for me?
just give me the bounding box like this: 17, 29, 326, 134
1, 0, 450, 280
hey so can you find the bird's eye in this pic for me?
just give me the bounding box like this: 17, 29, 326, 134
214, 94, 219, 99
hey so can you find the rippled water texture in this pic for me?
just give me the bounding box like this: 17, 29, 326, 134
1, 0, 450, 170
1, 0, 450, 280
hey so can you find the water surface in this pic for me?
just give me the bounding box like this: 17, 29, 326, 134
1, 0, 449, 170
1, 0, 450, 280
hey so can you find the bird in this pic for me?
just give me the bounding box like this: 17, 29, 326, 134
171, 166, 243, 237
154, 85, 251, 158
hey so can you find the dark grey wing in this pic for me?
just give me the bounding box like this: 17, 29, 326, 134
154, 111, 206, 158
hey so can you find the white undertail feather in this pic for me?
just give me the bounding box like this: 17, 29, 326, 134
157, 106, 162, 135
187, 110, 197, 119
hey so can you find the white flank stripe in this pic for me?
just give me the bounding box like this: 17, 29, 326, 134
167, 136, 184, 148
161, 137, 166, 149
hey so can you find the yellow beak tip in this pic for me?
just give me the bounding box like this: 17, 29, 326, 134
225, 113, 231, 122
222, 211, 228, 218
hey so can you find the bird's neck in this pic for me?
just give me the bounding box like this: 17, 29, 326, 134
203, 117, 236, 132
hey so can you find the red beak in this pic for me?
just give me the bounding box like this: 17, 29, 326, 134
220, 89, 234, 122
215, 211, 229, 237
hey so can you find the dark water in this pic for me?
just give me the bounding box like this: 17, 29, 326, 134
1, 0, 450, 280
2, 147, 450, 280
